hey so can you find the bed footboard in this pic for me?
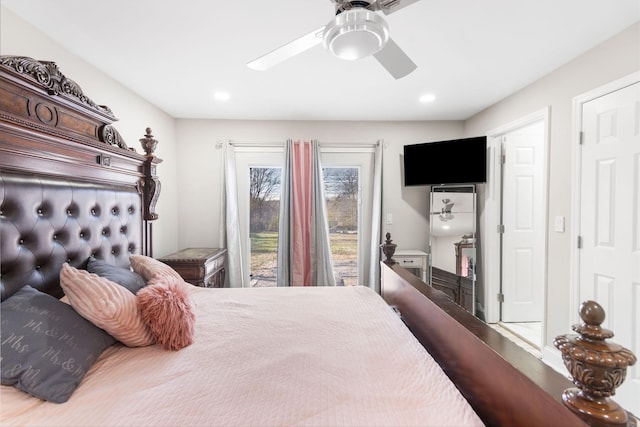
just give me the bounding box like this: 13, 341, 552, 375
381, 261, 587, 427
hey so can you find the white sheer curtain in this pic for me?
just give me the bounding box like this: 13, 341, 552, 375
367, 140, 383, 292
277, 140, 336, 286
221, 142, 247, 288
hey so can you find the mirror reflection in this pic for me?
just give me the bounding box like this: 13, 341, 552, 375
429, 185, 477, 316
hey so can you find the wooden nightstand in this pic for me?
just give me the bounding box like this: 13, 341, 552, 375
158, 248, 227, 288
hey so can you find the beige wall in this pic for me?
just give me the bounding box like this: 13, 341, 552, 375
464, 22, 640, 350
174, 119, 463, 252
1, 7, 180, 257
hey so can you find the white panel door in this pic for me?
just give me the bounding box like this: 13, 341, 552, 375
501, 121, 545, 322
579, 81, 640, 413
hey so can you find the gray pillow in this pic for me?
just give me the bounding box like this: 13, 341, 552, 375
86, 256, 146, 294
0, 286, 116, 403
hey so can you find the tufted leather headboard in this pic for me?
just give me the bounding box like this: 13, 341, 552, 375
0, 56, 161, 301
0, 173, 143, 300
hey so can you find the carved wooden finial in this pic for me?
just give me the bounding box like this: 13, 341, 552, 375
380, 232, 397, 264
139, 127, 161, 221
554, 301, 637, 426
139, 127, 158, 155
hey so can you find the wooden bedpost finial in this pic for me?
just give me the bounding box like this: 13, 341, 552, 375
553, 300, 637, 427
140, 127, 158, 155
138, 127, 161, 222
380, 232, 397, 264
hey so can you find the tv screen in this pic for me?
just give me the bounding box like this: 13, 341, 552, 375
403, 136, 487, 186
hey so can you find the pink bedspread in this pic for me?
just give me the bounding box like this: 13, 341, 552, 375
1, 286, 483, 426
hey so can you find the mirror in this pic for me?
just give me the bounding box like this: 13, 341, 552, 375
455, 237, 476, 278
429, 185, 477, 315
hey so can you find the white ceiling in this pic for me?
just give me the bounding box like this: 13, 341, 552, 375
3, 0, 639, 121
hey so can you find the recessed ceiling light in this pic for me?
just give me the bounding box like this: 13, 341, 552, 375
442, 225, 450, 230
213, 91, 230, 101
419, 93, 436, 103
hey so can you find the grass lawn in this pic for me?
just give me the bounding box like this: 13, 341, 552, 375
251, 232, 357, 256
250, 232, 279, 253
250, 231, 358, 285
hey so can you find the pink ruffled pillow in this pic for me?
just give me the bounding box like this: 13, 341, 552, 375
136, 275, 196, 351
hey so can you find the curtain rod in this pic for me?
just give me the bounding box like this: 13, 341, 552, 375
320, 141, 380, 148
216, 140, 380, 148
230, 141, 283, 147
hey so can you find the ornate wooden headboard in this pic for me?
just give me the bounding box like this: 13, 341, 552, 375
0, 56, 161, 300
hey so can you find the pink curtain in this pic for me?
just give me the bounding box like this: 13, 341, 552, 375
461, 255, 470, 278
290, 141, 313, 285
277, 139, 336, 287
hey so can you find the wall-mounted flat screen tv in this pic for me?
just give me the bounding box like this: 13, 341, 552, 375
403, 136, 487, 186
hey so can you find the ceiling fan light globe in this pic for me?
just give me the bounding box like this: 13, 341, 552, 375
323, 9, 389, 61
327, 30, 383, 60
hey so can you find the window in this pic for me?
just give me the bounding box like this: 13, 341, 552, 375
234, 144, 378, 288
323, 167, 359, 285
249, 167, 281, 287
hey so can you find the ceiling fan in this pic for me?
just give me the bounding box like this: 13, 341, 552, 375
246, 0, 421, 79
433, 198, 455, 222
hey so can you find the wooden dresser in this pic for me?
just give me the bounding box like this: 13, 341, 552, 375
431, 266, 473, 313
158, 248, 227, 288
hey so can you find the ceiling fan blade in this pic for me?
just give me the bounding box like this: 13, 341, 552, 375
373, 38, 417, 79
376, 0, 422, 15
247, 26, 325, 71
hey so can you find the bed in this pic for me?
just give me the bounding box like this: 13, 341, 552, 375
0, 56, 630, 427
